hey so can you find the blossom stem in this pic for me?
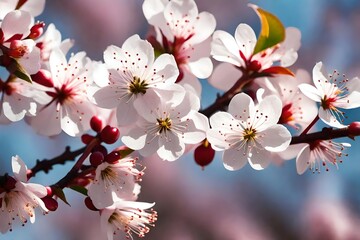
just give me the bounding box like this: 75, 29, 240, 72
291, 125, 358, 145
27, 146, 86, 179
200, 72, 252, 117
53, 138, 100, 189
300, 115, 319, 136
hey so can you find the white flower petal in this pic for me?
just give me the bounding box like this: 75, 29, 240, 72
296, 144, 310, 175
254, 95, 282, 131
1, 10, 33, 40
228, 92, 255, 121
208, 63, 241, 91
234, 23, 256, 58
187, 57, 213, 79
188, 11, 216, 45
248, 149, 271, 170
298, 83, 322, 102
222, 148, 248, 171
318, 107, 346, 128
211, 30, 242, 66
259, 125, 291, 152
12, 155, 27, 182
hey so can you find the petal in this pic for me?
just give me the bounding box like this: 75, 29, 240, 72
0, 1, 17, 20
27, 102, 62, 136
296, 144, 311, 175
298, 83, 322, 102
248, 149, 271, 170
157, 131, 185, 161
49, 48, 67, 87
312, 62, 328, 94
92, 85, 126, 109
19, 43, 41, 74
208, 63, 241, 91
222, 148, 248, 171
121, 127, 147, 150
234, 23, 256, 58
20, 0, 45, 17
228, 92, 255, 122
209, 111, 234, 128
254, 95, 282, 131
211, 30, 243, 66
142, 0, 167, 24
182, 112, 207, 144
1, 10, 33, 40
337, 77, 360, 109
318, 108, 346, 128
187, 57, 213, 79
103, 45, 125, 69
258, 125, 291, 152
23, 183, 47, 198
188, 11, 216, 45
206, 128, 228, 151
146, 53, 179, 85
12, 155, 27, 182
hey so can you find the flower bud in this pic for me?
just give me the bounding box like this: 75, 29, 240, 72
194, 141, 215, 170
28, 22, 45, 39
90, 116, 104, 133
84, 196, 98, 211
81, 134, 94, 145
2, 175, 17, 191
89, 151, 104, 167
105, 151, 120, 164
100, 125, 120, 144
349, 122, 360, 138
42, 196, 58, 211
91, 144, 108, 156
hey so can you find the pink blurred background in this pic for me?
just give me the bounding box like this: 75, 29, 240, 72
1, 0, 360, 239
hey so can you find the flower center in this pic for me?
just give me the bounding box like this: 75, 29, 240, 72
129, 76, 148, 95
321, 95, 336, 110
46, 84, 75, 105
279, 103, 294, 124
100, 166, 117, 181
243, 128, 256, 141
157, 117, 172, 134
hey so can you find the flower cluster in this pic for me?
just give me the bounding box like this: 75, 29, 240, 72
1, 0, 360, 239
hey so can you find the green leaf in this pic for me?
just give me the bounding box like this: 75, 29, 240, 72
251, 4, 285, 55
69, 185, 88, 196
13, 60, 32, 83
52, 187, 70, 206
118, 147, 134, 158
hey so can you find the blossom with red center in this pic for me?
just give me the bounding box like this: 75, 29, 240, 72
26, 49, 97, 136
255, 69, 318, 131
100, 199, 157, 240
0, 156, 48, 233
143, 0, 216, 87
207, 92, 292, 171
87, 156, 144, 209
299, 62, 360, 128
296, 140, 350, 174
0, 10, 40, 74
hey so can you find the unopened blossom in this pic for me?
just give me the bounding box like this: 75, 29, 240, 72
100, 199, 157, 240
0, 0, 45, 20
207, 92, 291, 171
299, 62, 360, 128
26, 49, 97, 136
92, 34, 182, 126
87, 156, 144, 209
0, 156, 48, 233
143, 0, 216, 83
210, 20, 300, 86
296, 140, 350, 174
256, 69, 318, 131
122, 89, 208, 161
0, 10, 40, 74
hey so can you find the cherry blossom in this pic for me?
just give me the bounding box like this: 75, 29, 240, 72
255, 69, 318, 131
26, 49, 97, 136
87, 156, 144, 209
143, 0, 216, 84
296, 140, 350, 174
207, 92, 291, 171
0, 10, 40, 74
122, 90, 208, 161
211, 22, 300, 81
0, 75, 42, 123
35, 23, 74, 63
100, 199, 157, 240
0, 155, 48, 233
92, 34, 181, 126
299, 62, 360, 128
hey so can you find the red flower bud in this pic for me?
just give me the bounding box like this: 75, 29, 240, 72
349, 122, 360, 137
84, 197, 98, 211
89, 151, 104, 167
42, 196, 58, 211
100, 125, 120, 144
90, 116, 104, 132
194, 141, 215, 170
105, 151, 120, 164
28, 22, 45, 39
81, 134, 94, 145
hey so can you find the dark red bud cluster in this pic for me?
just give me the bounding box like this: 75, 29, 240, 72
194, 140, 215, 170
81, 116, 120, 145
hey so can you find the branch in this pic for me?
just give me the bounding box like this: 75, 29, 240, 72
291, 126, 358, 145
28, 146, 86, 179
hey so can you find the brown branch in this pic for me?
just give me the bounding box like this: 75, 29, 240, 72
27, 146, 86, 179
291, 126, 357, 145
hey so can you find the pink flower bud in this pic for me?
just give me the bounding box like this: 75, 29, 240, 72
42, 196, 58, 211
28, 22, 45, 39
89, 151, 104, 167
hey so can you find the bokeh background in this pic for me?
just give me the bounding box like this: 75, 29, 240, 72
1, 0, 360, 239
